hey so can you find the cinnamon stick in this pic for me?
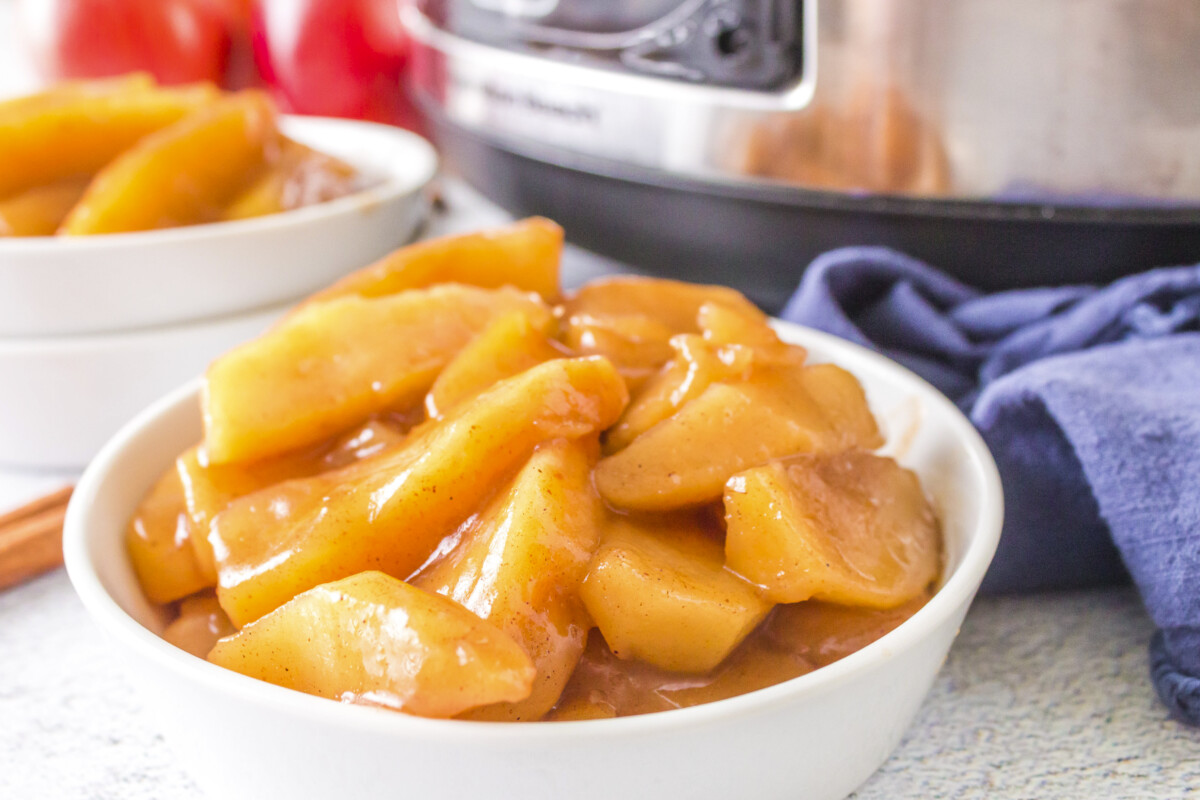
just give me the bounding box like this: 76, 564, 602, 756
0, 485, 73, 590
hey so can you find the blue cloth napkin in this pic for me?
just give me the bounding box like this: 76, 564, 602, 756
781, 247, 1200, 725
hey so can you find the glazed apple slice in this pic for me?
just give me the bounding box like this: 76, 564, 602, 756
208, 571, 536, 718
203, 285, 550, 464
60, 90, 278, 234
126, 466, 211, 604
0, 78, 217, 199
798, 363, 886, 447
223, 137, 359, 221
177, 418, 410, 581
210, 356, 628, 627
0, 73, 155, 117
561, 277, 766, 392
415, 437, 603, 721
603, 334, 754, 453
697, 302, 807, 363
595, 362, 882, 511
563, 276, 764, 334
579, 512, 772, 673
560, 313, 677, 393
724, 451, 940, 608
603, 303, 809, 453
0, 178, 90, 236
305, 217, 564, 306
425, 309, 565, 418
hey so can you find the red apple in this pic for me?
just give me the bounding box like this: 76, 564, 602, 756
250, 0, 423, 129
19, 0, 235, 85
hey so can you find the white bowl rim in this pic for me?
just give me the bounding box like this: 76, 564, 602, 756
0, 116, 437, 258
63, 321, 1003, 742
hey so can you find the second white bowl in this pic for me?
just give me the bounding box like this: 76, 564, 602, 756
0, 116, 437, 337
0, 303, 285, 468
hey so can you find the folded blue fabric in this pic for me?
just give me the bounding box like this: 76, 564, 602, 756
781, 248, 1200, 725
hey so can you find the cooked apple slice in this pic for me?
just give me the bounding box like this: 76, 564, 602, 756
560, 313, 676, 392
595, 362, 882, 510
799, 363, 885, 448
305, 217, 563, 306
415, 437, 603, 721
563, 277, 764, 334
60, 90, 278, 234
697, 302, 806, 364
223, 137, 360, 221
724, 451, 940, 608
208, 571, 536, 718
126, 466, 211, 604
210, 356, 628, 627
603, 305, 809, 453
203, 285, 549, 464
603, 334, 754, 453
177, 418, 410, 581
579, 512, 772, 673
560, 278, 765, 393
0, 79, 217, 199
163, 592, 236, 658
0, 73, 156, 117
0, 178, 90, 236
425, 309, 566, 418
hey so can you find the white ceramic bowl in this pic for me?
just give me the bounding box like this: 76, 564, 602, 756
64, 323, 1003, 800
0, 303, 286, 468
0, 116, 437, 337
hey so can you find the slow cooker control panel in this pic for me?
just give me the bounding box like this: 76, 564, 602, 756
420, 0, 806, 91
